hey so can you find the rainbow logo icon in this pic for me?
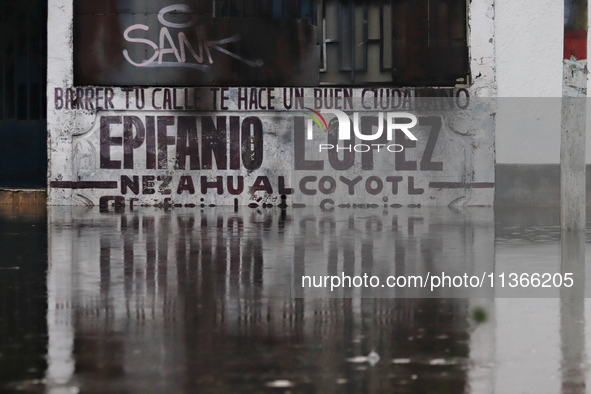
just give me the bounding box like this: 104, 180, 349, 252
303, 107, 328, 132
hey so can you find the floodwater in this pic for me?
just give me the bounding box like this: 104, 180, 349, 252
0, 205, 590, 393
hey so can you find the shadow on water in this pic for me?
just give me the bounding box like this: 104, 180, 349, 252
17, 205, 591, 392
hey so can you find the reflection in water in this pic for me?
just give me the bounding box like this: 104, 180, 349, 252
0, 207, 47, 392
44, 207, 494, 393
4, 206, 591, 392
560, 230, 586, 394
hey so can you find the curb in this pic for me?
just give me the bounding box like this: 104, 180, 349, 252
0, 189, 47, 207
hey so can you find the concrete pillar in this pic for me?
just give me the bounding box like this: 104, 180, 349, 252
560, 0, 587, 230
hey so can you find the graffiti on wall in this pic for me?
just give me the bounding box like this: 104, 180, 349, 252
122, 5, 262, 70
74, 2, 317, 86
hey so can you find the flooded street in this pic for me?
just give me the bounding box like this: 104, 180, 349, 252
1, 205, 590, 393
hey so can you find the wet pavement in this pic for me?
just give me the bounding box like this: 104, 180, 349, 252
0, 205, 590, 393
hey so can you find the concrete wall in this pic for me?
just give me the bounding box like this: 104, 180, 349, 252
495, 0, 591, 206
46, 0, 497, 208
496, 0, 590, 164
42, 0, 589, 207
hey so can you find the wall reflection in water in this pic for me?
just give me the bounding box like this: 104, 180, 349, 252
46, 207, 495, 393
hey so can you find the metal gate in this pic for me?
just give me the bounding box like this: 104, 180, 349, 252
0, 0, 47, 187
